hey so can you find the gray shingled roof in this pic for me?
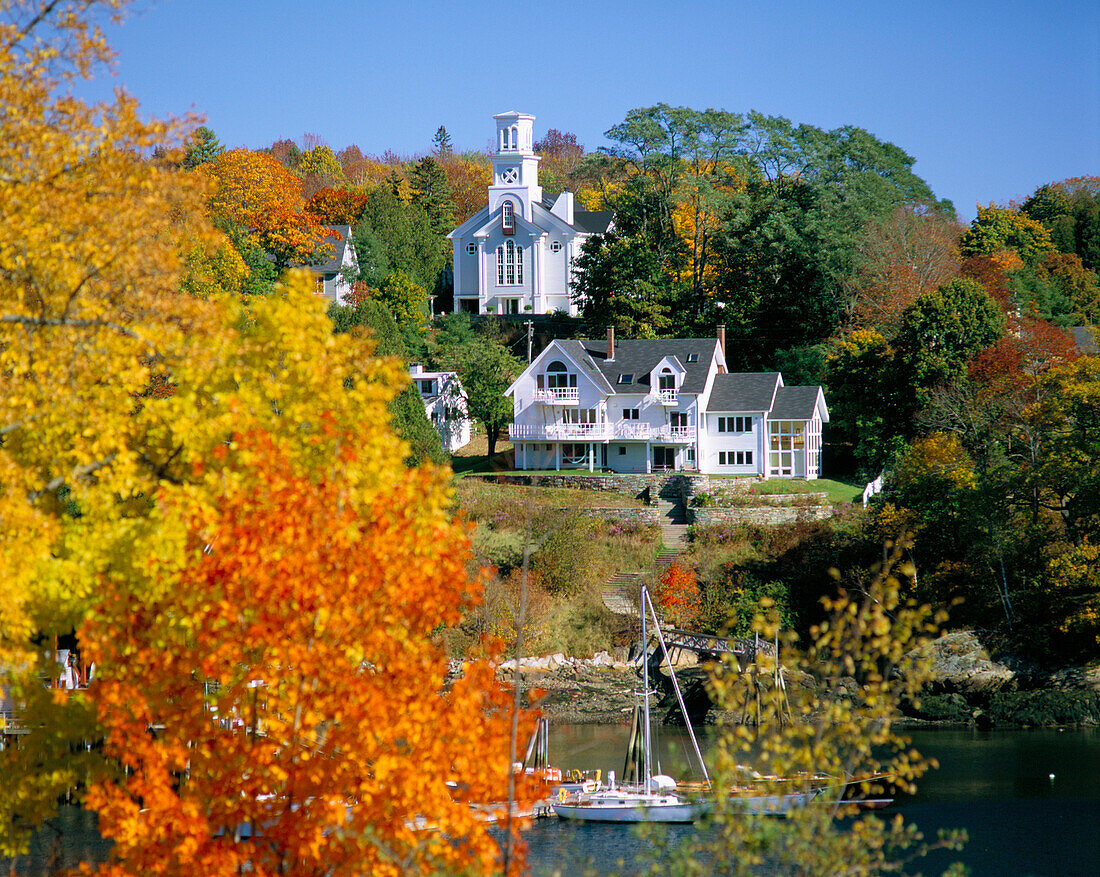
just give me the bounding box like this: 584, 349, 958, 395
573, 210, 613, 234
770, 385, 825, 420
558, 338, 721, 395
310, 225, 352, 273
707, 372, 781, 412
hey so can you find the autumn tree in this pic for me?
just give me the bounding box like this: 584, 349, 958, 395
534, 128, 584, 192
847, 205, 961, 332
304, 186, 369, 226
84, 427, 531, 875
960, 203, 1056, 267
442, 153, 492, 225
205, 148, 335, 270
1, 3, 532, 868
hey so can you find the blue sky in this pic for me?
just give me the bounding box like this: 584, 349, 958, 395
80, 0, 1098, 222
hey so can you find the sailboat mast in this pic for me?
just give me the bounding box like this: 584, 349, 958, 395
641, 581, 652, 795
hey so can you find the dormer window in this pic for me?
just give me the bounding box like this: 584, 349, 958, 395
501, 201, 515, 234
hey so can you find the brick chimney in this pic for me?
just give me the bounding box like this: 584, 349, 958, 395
717, 324, 726, 359
606, 326, 615, 361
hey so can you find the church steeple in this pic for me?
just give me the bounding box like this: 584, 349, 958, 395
489, 111, 541, 221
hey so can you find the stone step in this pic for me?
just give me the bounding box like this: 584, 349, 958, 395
601, 571, 647, 616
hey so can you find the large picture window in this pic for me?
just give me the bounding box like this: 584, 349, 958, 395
496, 240, 523, 285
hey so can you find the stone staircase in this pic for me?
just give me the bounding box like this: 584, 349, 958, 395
601, 570, 646, 617
656, 495, 690, 549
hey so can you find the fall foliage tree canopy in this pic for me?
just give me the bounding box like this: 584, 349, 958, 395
1, 2, 534, 870
85, 428, 535, 876
204, 148, 335, 269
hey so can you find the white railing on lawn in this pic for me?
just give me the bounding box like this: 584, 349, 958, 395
862, 473, 884, 507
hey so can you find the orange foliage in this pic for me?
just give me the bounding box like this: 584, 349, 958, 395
659, 561, 700, 626
205, 149, 334, 268
304, 186, 368, 226
83, 431, 537, 875
441, 155, 491, 225
960, 254, 1014, 312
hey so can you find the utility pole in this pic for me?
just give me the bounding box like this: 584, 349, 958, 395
525, 320, 533, 364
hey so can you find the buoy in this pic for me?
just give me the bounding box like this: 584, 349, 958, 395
1049, 773, 1055, 782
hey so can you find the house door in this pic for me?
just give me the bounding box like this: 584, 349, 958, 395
653, 446, 675, 471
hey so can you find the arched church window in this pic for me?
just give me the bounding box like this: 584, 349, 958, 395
495, 240, 523, 285
501, 200, 515, 234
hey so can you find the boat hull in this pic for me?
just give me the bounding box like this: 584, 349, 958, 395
553, 798, 705, 823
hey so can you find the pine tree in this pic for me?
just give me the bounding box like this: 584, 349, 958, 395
433, 124, 453, 155
183, 126, 224, 169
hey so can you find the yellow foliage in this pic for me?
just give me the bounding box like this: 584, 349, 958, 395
897, 432, 978, 491
0, 4, 533, 869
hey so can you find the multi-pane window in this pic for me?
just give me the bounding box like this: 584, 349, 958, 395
549, 240, 562, 252
623, 408, 640, 420
718, 451, 754, 465
496, 240, 523, 284
501, 201, 515, 233
466, 242, 477, 255
562, 408, 597, 424
769, 421, 805, 477
717, 416, 752, 433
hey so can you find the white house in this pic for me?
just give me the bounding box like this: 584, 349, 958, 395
505, 328, 829, 478
447, 112, 612, 316
409, 364, 473, 452
302, 225, 358, 306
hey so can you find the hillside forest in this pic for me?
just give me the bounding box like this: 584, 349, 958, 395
179, 108, 1100, 664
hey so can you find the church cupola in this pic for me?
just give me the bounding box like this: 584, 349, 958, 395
489, 111, 541, 221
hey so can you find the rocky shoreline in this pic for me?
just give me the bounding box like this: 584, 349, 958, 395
490, 631, 1100, 729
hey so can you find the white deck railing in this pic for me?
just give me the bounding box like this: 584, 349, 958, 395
509, 423, 696, 442
658, 388, 678, 404
533, 387, 579, 404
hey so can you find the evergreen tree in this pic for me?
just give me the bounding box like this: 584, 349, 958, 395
411, 155, 456, 237
433, 125, 453, 155
183, 126, 224, 169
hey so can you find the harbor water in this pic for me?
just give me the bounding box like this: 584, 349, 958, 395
522, 724, 1100, 876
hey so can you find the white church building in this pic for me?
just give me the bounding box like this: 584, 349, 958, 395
447, 112, 612, 316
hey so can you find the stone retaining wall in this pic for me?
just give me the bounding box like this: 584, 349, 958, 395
693, 506, 834, 526
475, 472, 703, 502
572, 507, 660, 525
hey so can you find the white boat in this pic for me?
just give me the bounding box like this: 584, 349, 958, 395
554, 582, 711, 823
554, 583, 824, 822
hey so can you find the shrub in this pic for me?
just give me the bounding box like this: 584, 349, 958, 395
531, 512, 601, 596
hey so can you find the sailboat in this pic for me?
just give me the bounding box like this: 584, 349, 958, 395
552, 582, 710, 823
554, 581, 825, 822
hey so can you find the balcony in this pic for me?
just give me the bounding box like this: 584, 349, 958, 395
510, 422, 614, 441
533, 387, 579, 405
510, 423, 695, 443
658, 388, 678, 405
